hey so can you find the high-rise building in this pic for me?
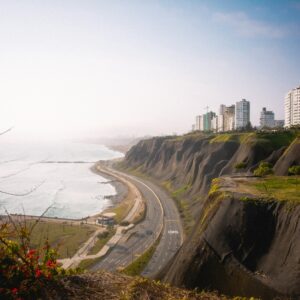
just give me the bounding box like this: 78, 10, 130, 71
219, 104, 226, 115
217, 114, 224, 132
211, 115, 218, 133
203, 111, 216, 131
224, 105, 235, 131
260, 107, 275, 128
195, 115, 203, 131
235, 99, 250, 130
285, 86, 300, 127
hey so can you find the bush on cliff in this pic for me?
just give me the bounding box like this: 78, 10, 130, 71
288, 165, 300, 176
253, 162, 274, 177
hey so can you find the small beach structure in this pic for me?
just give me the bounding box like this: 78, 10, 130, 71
97, 212, 116, 226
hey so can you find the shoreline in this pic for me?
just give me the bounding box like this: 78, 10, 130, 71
90, 161, 128, 207
1, 159, 129, 225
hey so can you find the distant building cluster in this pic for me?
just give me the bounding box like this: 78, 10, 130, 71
193, 99, 251, 133
192, 85, 300, 132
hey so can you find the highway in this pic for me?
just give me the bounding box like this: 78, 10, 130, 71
91, 168, 183, 278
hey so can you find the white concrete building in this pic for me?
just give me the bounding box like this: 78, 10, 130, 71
211, 115, 218, 133
260, 107, 275, 128
195, 115, 203, 131
224, 105, 235, 131
274, 120, 284, 128
235, 99, 250, 130
285, 86, 300, 127
219, 104, 226, 115
217, 114, 224, 132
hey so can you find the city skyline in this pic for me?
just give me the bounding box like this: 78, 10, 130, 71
0, 1, 299, 140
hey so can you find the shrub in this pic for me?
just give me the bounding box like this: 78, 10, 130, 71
0, 217, 74, 299
288, 165, 300, 176
254, 162, 274, 177
235, 162, 247, 170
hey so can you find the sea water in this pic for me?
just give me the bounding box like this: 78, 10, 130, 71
0, 140, 123, 219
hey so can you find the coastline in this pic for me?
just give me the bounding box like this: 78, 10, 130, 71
1, 160, 129, 225
90, 162, 128, 207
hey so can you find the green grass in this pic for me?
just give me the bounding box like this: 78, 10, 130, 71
106, 190, 134, 224
87, 227, 116, 255
24, 221, 96, 259
121, 238, 160, 276
250, 176, 300, 204
254, 131, 297, 149
78, 256, 104, 270
163, 182, 194, 234
210, 133, 241, 144
209, 131, 298, 149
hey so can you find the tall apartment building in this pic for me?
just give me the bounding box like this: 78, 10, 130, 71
203, 111, 216, 131
211, 115, 218, 133
217, 114, 224, 132
217, 104, 235, 132
235, 99, 250, 130
219, 104, 226, 115
224, 105, 235, 131
285, 86, 300, 127
195, 115, 204, 131
260, 107, 275, 128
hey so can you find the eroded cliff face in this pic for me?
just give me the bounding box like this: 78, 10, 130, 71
123, 132, 297, 220
122, 132, 300, 299
163, 178, 300, 299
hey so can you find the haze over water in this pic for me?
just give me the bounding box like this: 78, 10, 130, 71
0, 140, 123, 219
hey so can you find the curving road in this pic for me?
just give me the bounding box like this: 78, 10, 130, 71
91, 167, 183, 278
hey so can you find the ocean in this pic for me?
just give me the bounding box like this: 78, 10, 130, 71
0, 140, 123, 219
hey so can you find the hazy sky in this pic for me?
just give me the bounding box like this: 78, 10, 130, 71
0, 0, 300, 140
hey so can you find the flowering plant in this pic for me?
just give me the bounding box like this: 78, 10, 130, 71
0, 219, 62, 299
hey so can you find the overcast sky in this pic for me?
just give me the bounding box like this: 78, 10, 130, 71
0, 0, 300, 140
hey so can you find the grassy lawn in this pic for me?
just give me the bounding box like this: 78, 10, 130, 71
20, 221, 96, 259
247, 176, 300, 204
87, 227, 116, 255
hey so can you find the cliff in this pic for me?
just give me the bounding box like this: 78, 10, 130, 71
121, 131, 300, 299
122, 131, 298, 231
164, 177, 300, 299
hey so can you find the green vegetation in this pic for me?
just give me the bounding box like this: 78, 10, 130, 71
163, 181, 194, 234
88, 227, 116, 255
121, 237, 160, 276
209, 131, 298, 149
208, 178, 221, 196
20, 221, 95, 259
210, 133, 241, 144
255, 131, 298, 149
253, 162, 274, 177
78, 256, 103, 270
289, 165, 300, 176
107, 191, 134, 224
0, 219, 80, 299
235, 162, 247, 170
249, 176, 300, 204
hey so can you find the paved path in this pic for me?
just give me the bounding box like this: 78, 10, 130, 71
91, 168, 183, 278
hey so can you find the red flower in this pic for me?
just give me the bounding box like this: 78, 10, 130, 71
35, 268, 42, 278
46, 260, 56, 268
27, 249, 37, 259
11, 288, 18, 294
